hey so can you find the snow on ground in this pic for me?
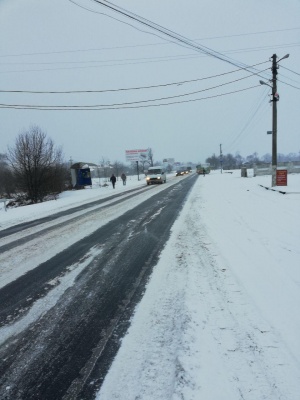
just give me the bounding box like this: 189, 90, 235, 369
97, 171, 300, 400
1, 170, 300, 399
0, 175, 146, 230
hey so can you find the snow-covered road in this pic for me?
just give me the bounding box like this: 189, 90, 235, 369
0, 171, 299, 399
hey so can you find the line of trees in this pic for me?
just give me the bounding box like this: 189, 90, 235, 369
92, 149, 155, 182
0, 126, 70, 204
206, 151, 300, 170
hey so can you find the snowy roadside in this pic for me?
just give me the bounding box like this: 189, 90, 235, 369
0, 176, 146, 230
97, 171, 300, 400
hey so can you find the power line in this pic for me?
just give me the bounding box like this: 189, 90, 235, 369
192, 27, 300, 41
0, 84, 260, 111
1, 43, 298, 67
76, 0, 263, 72
0, 48, 278, 75
67, 0, 194, 54
281, 65, 300, 76
226, 88, 269, 151
80, 0, 300, 87
0, 61, 268, 94
0, 67, 268, 109
1, 46, 294, 66
224, 42, 300, 55
277, 79, 300, 90
1, 27, 299, 58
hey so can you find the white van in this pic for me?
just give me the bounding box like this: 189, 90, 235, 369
145, 166, 167, 185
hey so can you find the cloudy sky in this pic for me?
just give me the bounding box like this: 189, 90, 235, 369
1, 0, 299, 165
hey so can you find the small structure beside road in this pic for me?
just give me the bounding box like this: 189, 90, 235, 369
70, 162, 97, 189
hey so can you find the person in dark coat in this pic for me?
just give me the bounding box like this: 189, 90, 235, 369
110, 174, 116, 189
121, 173, 126, 185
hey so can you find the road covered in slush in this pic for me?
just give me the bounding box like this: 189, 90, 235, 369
0, 174, 197, 399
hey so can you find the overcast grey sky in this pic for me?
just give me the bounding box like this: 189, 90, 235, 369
1, 0, 299, 165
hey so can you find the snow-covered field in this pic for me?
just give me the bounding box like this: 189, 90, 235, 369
1, 170, 299, 399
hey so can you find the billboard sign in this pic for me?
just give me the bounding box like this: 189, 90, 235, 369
125, 149, 149, 162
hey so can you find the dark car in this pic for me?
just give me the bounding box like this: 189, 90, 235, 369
176, 169, 185, 176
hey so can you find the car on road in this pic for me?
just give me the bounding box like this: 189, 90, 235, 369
196, 163, 211, 174
176, 166, 189, 176
145, 166, 167, 185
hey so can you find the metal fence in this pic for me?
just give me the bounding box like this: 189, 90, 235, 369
253, 162, 300, 176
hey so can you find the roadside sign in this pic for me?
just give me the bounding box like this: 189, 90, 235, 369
267, 131, 272, 135
276, 170, 287, 186
125, 149, 149, 162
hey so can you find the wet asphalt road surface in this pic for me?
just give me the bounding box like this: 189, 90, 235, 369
0, 175, 197, 399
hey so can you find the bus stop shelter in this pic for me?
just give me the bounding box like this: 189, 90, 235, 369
70, 162, 97, 188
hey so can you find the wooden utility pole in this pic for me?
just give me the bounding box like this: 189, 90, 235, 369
271, 54, 278, 187
260, 53, 289, 186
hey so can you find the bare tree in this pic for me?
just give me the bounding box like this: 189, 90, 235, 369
112, 160, 126, 179
7, 126, 64, 203
139, 148, 154, 172
147, 148, 154, 167
205, 153, 219, 169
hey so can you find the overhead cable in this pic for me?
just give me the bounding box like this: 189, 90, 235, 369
0, 61, 269, 94
281, 65, 300, 76
0, 84, 260, 111
0, 67, 268, 108
78, 0, 262, 72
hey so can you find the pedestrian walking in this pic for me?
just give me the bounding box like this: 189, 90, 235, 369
110, 173, 116, 189
121, 173, 127, 185
203, 168, 206, 177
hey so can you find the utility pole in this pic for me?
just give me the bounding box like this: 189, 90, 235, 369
271, 54, 278, 187
220, 144, 223, 173
260, 53, 289, 187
